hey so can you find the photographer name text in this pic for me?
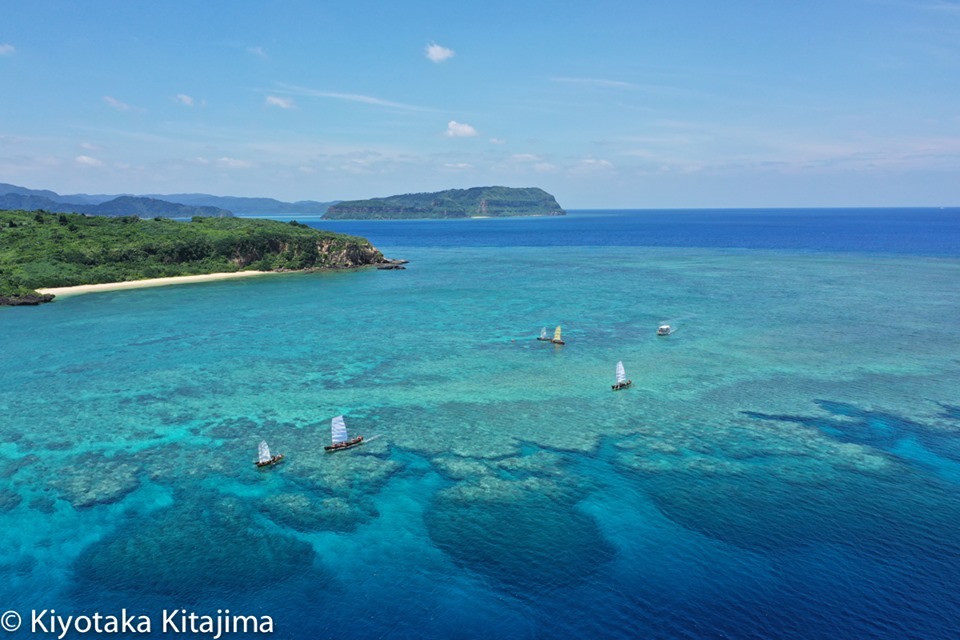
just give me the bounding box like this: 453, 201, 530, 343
27, 609, 273, 639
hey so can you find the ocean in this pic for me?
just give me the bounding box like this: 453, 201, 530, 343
2, 208, 960, 639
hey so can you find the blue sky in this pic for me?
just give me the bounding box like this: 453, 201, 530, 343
1, 0, 959, 208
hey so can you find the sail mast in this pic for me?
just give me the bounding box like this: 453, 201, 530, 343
616, 361, 626, 384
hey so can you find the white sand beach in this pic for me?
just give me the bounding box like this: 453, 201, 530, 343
37, 270, 270, 297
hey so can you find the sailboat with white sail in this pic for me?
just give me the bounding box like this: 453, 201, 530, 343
254, 440, 284, 468
537, 327, 551, 341
324, 415, 364, 452
611, 360, 632, 391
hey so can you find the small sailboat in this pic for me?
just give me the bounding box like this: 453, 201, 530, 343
551, 325, 565, 345
324, 415, 364, 452
611, 360, 632, 391
537, 327, 551, 341
255, 440, 284, 468
657, 324, 673, 336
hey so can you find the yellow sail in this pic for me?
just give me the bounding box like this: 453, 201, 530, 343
553, 326, 562, 341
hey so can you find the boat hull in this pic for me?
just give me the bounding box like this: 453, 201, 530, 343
551, 339, 565, 345
612, 380, 632, 391
255, 454, 285, 468
324, 436, 364, 452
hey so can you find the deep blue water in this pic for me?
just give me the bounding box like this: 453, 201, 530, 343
2, 208, 960, 640
310, 208, 960, 255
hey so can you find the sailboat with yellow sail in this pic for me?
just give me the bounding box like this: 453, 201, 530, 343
551, 325, 565, 345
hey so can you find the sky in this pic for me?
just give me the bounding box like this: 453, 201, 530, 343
1, 0, 959, 208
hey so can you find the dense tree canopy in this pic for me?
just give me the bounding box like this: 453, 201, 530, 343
0, 210, 382, 302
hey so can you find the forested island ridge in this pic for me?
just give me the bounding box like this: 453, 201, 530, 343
0, 182, 337, 217
0, 210, 389, 306
324, 186, 565, 220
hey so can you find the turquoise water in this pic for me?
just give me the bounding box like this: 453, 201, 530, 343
2, 210, 960, 638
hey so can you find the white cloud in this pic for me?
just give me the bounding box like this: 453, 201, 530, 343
247, 46, 267, 58
103, 96, 140, 112
425, 42, 455, 63
265, 95, 296, 109
443, 162, 473, 170
215, 157, 252, 169
75, 155, 103, 167
0, 44, 14, 56
445, 121, 478, 137
511, 153, 541, 162
175, 94, 195, 107
489, 138, 507, 145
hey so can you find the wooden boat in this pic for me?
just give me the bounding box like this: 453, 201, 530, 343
324, 415, 365, 452
536, 327, 552, 341
657, 324, 673, 336
611, 360, 632, 390
254, 440, 285, 468
551, 325, 565, 345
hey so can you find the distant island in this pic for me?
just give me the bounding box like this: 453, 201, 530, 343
323, 186, 565, 220
0, 183, 338, 218
0, 210, 388, 306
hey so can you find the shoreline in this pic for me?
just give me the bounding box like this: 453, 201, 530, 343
37, 270, 272, 297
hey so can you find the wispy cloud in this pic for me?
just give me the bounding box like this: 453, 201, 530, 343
425, 42, 455, 63
103, 96, 142, 112
445, 121, 478, 137
247, 46, 267, 59
552, 77, 635, 89
273, 83, 431, 111
216, 157, 252, 169
174, 94, 195, 107
0, 43, 14, 56
75, 155, 103, 167
570, 157, 615, 174
265, 96, 296, 109
920, 0, 960, 14
506, 153, 559, 173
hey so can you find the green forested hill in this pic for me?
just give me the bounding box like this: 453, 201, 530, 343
0, 210, 385, 305
324, 186, 565, 219
0, 193, 233, 218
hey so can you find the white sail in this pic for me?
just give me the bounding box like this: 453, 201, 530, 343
258, 440, 272, 463
331, 415, 349, 444
616, 361, 626, 384
540, 327, 548, 339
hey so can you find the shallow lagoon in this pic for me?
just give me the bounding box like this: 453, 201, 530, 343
2, 210, 960, 639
